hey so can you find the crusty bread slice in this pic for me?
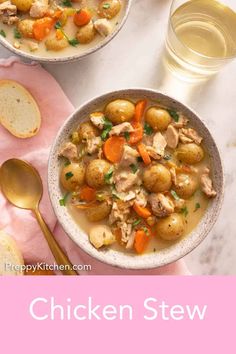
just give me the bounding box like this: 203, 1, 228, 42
0, 230, 24, 276
0, 80, 41, 138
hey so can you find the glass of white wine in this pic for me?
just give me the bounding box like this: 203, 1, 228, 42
164, 0, 236, 81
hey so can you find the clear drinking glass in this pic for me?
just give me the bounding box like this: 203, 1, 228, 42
164, 0, 236, 81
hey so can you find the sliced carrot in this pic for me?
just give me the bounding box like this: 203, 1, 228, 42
103, 136, 125, 163
129, 122, 143, 145
134, 100, 147, 123
51, 9, 63, 20
114, 228, 124, 245
133, 202, 152, 219
74, 8, 91, 26
79, 185, 96, 202
134, 230, 150, 254
137, 143, 151, 165
33, 17, 54, 41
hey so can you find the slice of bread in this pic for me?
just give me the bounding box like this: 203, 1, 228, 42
0, 80, 41, 138
0, 230, 24, 276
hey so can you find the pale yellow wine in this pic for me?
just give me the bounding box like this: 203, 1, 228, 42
166, 0, 236, 79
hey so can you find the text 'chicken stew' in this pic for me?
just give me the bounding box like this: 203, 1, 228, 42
58, 98, 217, 255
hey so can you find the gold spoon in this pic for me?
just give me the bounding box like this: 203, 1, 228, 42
0, 158, 77, 276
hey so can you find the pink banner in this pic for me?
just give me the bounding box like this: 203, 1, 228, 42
0, 276, 235, 353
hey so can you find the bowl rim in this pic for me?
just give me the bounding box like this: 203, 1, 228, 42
0, 0, 132, 63
48, 88, 225, 270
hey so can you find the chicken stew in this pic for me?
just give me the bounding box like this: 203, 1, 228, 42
0, 0, 123, 57
58, 98, 217, 255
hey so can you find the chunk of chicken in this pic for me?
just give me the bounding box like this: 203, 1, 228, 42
173, 198, 186, 212
90, 112, 105, 130
0, 1, 18, 24
166, 125, 179, 149
200, 167, 217, 198
0, 1, 17, 15
126, 230, 136, 249
59, 142, 78, 162
120, 145, 139, 167
146, 132, 167, 159
118, 221, 132, 243
114, 169, 141, 193
30, 0, 48, 18
109, 122, 134, 136
135, 187, 148, 207
94, 18, 112, 37
2, 14, 18, 24
172, 115, 189, 128
89, 225, 116, 249
169, 167, 177, 185
86, 136, 102, 154
148, 193, 175, 217
109, 200, 131, 224
179, 128, 203, 145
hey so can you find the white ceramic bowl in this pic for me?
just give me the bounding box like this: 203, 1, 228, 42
48, 88, 224, 269
0, 1, 132, 63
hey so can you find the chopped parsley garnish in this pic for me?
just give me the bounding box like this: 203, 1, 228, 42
103, 3, 111, 9
112, 192, 120, 200
194, 202, 201, 212
144, 122, 153, 135
64, 159, 71, 166
54, 22, 79, 46
0, 29, 6, 38
164, 154, 171, 160
167, 109, 179, 122
181, 206, 189, 217
142, 226, 149, 235
14, 28, 21, 39
132, 219, 141, 227
62, 0, 72, 7
59, 192, 70, 206
55, 21, 62, 29
101, 118, 113, 140
104, 168, 113, 184
68, 38, 79, 47
170, 190, 180, 201
130, 163, 138, 174
137, 156, 143, 163
124, 131, 130, 141
65, 171, 74, 180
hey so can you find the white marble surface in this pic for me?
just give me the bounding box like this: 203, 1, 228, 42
0, 0, 236, 274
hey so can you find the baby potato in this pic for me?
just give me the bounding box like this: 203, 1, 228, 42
86, 159, 111, 189
143, 163, 172, 193
18, 19, 35, 39
145, 107, 171, 131
174, 173, 199, 199
76, 21, 96, 44
89, 225, 115, 248
98, 0, 121, 19
155, 213, 185, 241
45, 37, 69, 51
12, 0, 33, 12
60, 163, 85, 192
78, 121, 99, 141
85, 201, 111, 222
176, 143, 204, 164
105, 99, 135, 124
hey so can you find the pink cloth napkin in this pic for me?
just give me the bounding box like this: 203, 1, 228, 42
0, 57, 190, 275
